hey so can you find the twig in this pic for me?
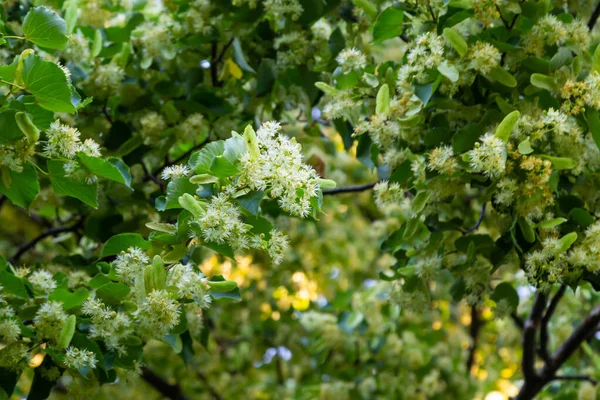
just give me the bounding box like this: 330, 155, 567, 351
0, 195, 5, 212
141, 367, 189, 400
196, 371, 224, 400
142, 163, 166, 191
539, 285, 566, 362
466, 306, 482, 373
463, 203, 487, 234
216, 38, 235, 65
322, 182, 377, 196
522, 293, 546, 382
9, 218, 83, 264
550, 375, 598, 385
588, 0, 600, 30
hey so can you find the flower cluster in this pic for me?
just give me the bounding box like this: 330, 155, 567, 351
239, 121, 321, 218
34, 301, 67, 342
167, 263, 211, 304
114, 247, 150, 284
64, 347, 97, 370
468, 133, 506, 178
135, 289, 180, 339
336, 48, 367, 72
82, 299, 134, 354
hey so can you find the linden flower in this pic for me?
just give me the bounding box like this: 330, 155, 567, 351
0, 319, 20, 344
113, 247, 150, 283
161, 164, 191, 181
29, 270, 57, 294
238, 121, 321, 218
468, 41, 500, 74
167, 263, 211, 304
135, 290, 181, 340
428, 145, 458, 175
34, 301, 67, 342
43, 120, 81, 159
336, 47, 367, 72
82, 299, 133, 354
64, 347, 97, 370
468, 133, 506, 178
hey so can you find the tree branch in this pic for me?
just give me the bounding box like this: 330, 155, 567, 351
141, 367, 189, 400
9, 218, 83, 264
463, 203, 487, 234
539, 285, 566, 362
550, 375, 598, 385
522, 292, 547, 382
466, 306, 482, 373
322, 182, 377, 196
588, 0, 600, 30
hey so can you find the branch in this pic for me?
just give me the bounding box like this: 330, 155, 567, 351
539, 285, 566, 362
463, 203, 487, 235
466, 306, 482, 373
141, 367, 189, 400
550, 375, 598, 385
9, 218, 83, 264
322, 182, 377, 196
522, 292, 547, 382
588, 0, 600, 30
196, 371, 224, 400
0, 195, 5, 212
547, 304, 600, 371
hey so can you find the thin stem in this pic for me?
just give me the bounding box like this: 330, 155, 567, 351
466, 306, 482, 374
322, 182, 377, 196
588, 0, 600, 30
141, 367, 189, 400
9, 217, 83, 264
550, 375, 598, 385
522, 293, 547, 382
1, 35, 25, 40
463, 203, 487, 235
539, 285, 566, 362
0, 79, 24, 90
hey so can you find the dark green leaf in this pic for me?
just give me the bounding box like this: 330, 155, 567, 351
372, 7, 404, 44
48, 160, 98, 208
22, 7, 68, 50
101, 233, 150, 257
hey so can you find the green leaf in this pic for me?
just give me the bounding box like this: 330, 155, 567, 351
518, 138, 533, 154
376, 84, 390, 115
211, 286, 242, 303
236, 190, 264, 215
96, 282, 131, 306
256, 59, 277, 97
189, 141, 225, 174
0, 162, 39, 209
412, 191, 431, 214
78, 153, 131, 187
48, 160, 98, 208
210, 155, 239, 178
22, 7, 69, 50
536, 218, 567, 229
372, 7, 404, 44
452, 123, 482, 153
352, 0, 377, 19
549, 47, 572, 72
164, 178, 198, 210
437, 61, 459, 82
101, 233, 151, 257
491, 282, 519, 311
586, 108, 600, 151
555, 232, 577, 254
48, 287, 89, 310
487, 66, 517, 88
443, 28, 467, 57
593, 46, 600, 73
518, 217, 536, 243
538, 155, 576, 170
0, 271, 28, 298
0, 109, 24, 144
530, 73, 558, 92
569, 208, 594, 229
0, 368, 20, 398
495, 111, 520, 142
21, 54, 76, 113
232, 38, 255, 73
56, 315, 76, 350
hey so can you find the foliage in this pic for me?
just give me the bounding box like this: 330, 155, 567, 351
0, 0, 600, 400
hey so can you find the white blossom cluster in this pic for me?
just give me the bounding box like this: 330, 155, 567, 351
167, 263, 211, 305
64, 347, 97, 370
0, 288, 20, 344
135, 289, 180, 339
114, 247, 150, 284
34, 301, 67, 342
239, 121, 321, 218
467, 133, 506, 178
82, 298, 134, 354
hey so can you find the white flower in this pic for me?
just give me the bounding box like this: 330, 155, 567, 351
34, 301, 67, 342
64, 347, 97, 370
336, 47, 367, 72
161, 164, 191, 181
44, 120, 81, 159
468, 133, 506, 178
113, 247, 150, 283
29, 270, 57, 294
135, 290, 180, 340
78, 139, 102, 157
